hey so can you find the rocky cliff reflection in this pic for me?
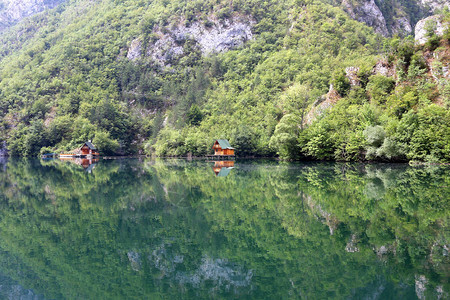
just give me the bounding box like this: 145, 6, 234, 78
0, 159, 448, 299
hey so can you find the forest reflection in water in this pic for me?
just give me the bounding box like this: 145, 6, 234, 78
0, 158, 448, 299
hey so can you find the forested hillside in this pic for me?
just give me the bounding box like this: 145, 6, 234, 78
0, 0, 449, 162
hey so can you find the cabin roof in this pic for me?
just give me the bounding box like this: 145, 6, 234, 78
82, 141, 97, 150
214, 139, 234, 150
217, 167, 232, 177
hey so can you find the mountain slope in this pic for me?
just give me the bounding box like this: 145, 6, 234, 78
0, 0, 449, 162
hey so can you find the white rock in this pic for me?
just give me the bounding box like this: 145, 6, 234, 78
126, 37, 142, 60
421, 0, 450, 12
342, 0, 389, 37
415, 15, 448, 45
144, 16, 255, 65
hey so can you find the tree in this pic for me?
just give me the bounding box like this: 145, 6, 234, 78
269, 114, 302, 159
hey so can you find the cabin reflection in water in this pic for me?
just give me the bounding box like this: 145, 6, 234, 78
212, 161, 234, 177
59, 157, 99, 173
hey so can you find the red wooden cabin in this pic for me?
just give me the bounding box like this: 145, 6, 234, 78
80, 141, 99, 156
212, 139, 235, 156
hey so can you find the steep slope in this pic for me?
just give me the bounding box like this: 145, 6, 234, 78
0, 0, 382, 156
0, 0, 448, 162
339, 0, 448, 37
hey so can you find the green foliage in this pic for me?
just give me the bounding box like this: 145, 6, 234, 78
0, 159, 447, 298
366, 75, 395, 105
0, 0, 447, 163
394, 105, 450, 162
269, 114, 301, 159
331, 70, 351, 97
230, 125, 258, 156
93, 130, 120, 155
186, 104, 203, 126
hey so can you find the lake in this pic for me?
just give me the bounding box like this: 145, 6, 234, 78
0, 158, 448, 299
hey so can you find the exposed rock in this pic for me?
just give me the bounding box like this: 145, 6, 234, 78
303, 194, 339, 235
0, 0, 65, 32
345, 66, 360, 86
376, 245, 388, 255
149, 242, 253, 293
342, 0, 389, 36
415, 275, 427, 300
0, 141, 7, 156
131, 15, 254, 65
345, 234, 359, 253
391, 16, 413, 35
0, 273, 46, 299
303, 84, 340, 126
421, 0, 450, 12
415, 15, 448, 45
374, 245, 396, 258
126, 37, 142, 60
436, 285, 448, 300
373, 60, 395, 77
148, 33, 185, 65
127, 251, 142, 271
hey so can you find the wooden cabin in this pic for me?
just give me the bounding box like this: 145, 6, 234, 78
80, 141, 99, 156
60, 141, 99, 158
212, 139, 235, 156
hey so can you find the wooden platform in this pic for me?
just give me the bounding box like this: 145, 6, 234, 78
60, 154, 99, 159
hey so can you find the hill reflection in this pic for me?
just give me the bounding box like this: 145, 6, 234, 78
0, 159, 448, 299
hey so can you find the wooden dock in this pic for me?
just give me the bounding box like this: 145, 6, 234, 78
59, 153, 99, 159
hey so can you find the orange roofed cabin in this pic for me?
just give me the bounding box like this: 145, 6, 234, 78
212, 139, 235, 156
80, 141, 99, 156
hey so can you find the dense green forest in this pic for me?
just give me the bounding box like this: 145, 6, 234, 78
0, 159, 447, 298
0, 0, 449, 162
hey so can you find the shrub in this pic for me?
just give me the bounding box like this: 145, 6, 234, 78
366, 75, 395, 105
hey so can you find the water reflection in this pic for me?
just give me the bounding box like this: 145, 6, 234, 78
58, 157, 99, 172
212, 160, 235, 177
0, 159, 448, 299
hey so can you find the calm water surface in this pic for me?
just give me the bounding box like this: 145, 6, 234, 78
0, 158, 448, 299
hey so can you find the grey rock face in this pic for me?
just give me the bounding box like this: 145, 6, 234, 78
341, 0, 416, 37
391, 16, 413, 35
342, 0, 389, 36
127, 251, 141, 271
128, 15, 254, 65
421, 0, 450, 12
415, 15, 448, 44
0, 141, 7, 156
0, 0, 64, 32
149, 242, 253, 293
126, 37, 142, 60
345, 66, 360, 86
373, 60, 395, 77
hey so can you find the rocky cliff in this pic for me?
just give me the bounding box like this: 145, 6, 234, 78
341, 0, 390, 36
415, 14, 449, 44
340, 0, 434, 37
421, 0, 450, 12
0, 0, 64, 32
127, 15, 255, 66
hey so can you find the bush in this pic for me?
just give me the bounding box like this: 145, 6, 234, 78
366, 75, 395, 105
269, 114, 301, 160
331, 70, 351, 97
93, 131, 120, 155
230, 125, 258, 156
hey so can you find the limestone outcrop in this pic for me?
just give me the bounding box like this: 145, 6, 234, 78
126, 15, 254, 65
415, 15, 448, 45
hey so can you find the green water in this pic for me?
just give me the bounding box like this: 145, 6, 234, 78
0, 158, 448, 299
